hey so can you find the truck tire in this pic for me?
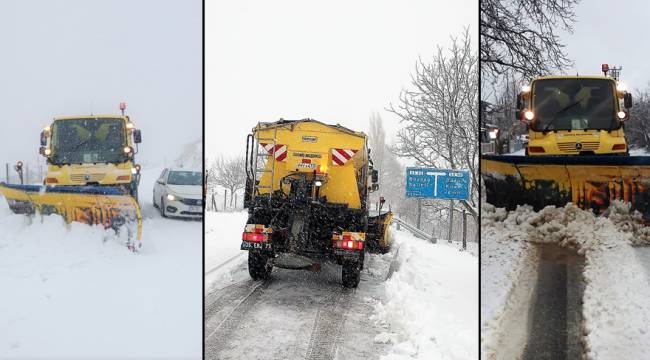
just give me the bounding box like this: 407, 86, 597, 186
342, 260, 361, 288
248, 251, 273, 280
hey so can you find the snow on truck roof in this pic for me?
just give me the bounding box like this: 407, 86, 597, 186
254, 118, 366, 138
532, 75, 615, 81
53, 115, 130, 121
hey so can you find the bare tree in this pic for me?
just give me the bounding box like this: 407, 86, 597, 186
388, 28, 478, 219
625, 86, 650, 151
486, 70, 529, 152
208, 155, 246, 207
368, 112, 387, 173
481, 0, 579, 80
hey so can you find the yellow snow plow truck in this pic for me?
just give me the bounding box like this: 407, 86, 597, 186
241, 119, 393, 287
480, 65, 650, 218
0, 104, 144, 250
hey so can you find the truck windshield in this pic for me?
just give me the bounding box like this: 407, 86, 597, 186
50, 118, 127, 164
532, 78, 618, 131
167, 171, 202, 186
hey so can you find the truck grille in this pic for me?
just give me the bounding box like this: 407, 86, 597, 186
70, 173, 106, 183
181, 198, 202, 206
557, 142, 600, 153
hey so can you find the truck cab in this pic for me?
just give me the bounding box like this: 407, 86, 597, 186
39, 113, 142, 198
517, 66, 633, 156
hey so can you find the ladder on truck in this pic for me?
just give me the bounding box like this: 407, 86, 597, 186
250, 124, 278, 200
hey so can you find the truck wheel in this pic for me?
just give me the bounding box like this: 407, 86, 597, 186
342, 260, 361, 288
248, 251, 273, 280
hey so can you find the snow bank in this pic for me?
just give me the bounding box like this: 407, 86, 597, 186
480, 203, 539, 358
482, 202, 650, 359
375, 229, 478, 360
175, 139, 202, 169
0, 167, 202, 358
204, 210, 248, 291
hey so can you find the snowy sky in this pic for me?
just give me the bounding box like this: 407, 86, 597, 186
205, 0, 477, 159
563, 0, 650, 92
0, 0, 201, 173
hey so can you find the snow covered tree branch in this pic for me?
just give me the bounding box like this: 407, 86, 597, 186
388, 28, 478, 219
481, 0, 578, 79
207, 155, 246, 206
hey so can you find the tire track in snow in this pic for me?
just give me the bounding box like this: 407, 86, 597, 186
305, 288, 355, 360
205, 252, 245, 276
204, 279, 269, 350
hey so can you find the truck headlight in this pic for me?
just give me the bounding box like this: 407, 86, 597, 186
315, 180, 323, 187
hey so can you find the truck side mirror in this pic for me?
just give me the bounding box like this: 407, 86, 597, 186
133, 129, 142, 143
371, 169, 379, 183
40, 131, 47, 146
624, 93, 633, 109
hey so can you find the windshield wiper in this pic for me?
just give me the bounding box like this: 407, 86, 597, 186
542, 99, 584, 132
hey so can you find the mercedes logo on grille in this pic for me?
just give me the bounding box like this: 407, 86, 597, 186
575, 143, 583, 150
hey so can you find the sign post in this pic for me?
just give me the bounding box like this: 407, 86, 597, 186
405, 167, 470, 244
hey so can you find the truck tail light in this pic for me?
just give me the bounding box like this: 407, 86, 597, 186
45, 177, 58, 184
332, 232, 365, 250
528, 146, 545, 153
612, 144, 626, 151
242, 224, 272, 243
242, 232, 267, 242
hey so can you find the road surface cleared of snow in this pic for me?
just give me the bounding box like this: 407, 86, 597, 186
482, 201, 650, 359
0, 166, 202, 358
205, 211, 478, 359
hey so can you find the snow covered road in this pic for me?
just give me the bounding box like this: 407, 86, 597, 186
205, 212, 478, 359
482, 202, 650, 360
0, 166, 202, 358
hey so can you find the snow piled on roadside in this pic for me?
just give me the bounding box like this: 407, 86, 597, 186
480, 204, 539, 358
375, 230, 478, 360
204, 210, 248, 291
0, 167, 202, 358
482, 202, 650, 359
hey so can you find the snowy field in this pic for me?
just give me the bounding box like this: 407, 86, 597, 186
481, 202, 650, 359
0, 166, 202, 358
205, 211, 478, 359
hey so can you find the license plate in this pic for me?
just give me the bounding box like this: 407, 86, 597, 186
241, 241, 273, 251
189, 205, 202, 212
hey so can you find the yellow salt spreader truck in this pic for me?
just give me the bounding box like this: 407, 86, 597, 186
481, 65, 650, 218
0, 103, 144, 251
241, 119, 393, 287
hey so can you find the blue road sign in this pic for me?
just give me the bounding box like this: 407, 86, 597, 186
405, 167, 470, 200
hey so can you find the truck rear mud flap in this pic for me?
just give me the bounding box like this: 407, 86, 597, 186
482, 155, 650, 219
0, 183, 142, 249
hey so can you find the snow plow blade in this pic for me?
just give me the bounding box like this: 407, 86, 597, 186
367, 210, 393, 253
0, 183, 142, 245
481, 155, 650, 219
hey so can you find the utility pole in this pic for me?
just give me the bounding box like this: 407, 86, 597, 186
416, 198, 422, 230
462, 209, 467, 250
224, 189, 227, 211
448, 199, 454, 243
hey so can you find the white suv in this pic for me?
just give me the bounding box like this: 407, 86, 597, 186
153, 168, 203, 219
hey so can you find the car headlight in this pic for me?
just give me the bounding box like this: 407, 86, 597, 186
167, 194, 177, 201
